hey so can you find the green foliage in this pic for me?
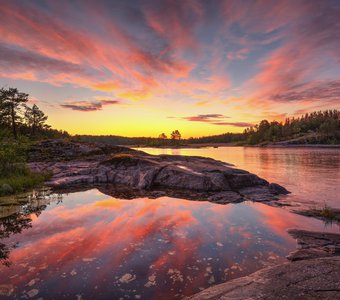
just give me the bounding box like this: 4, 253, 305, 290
0, 134, 50, 197
0, 86, 69, 140
0, 86, 68, 196
243, 109, 340, 145
0, 139, 49, 196
0, 127, 11, 139
0, 87, 29, 138
0, 171, 48, 196
24, 104, 49, 136
187, 132, 245, 144
0, 138, 29, 176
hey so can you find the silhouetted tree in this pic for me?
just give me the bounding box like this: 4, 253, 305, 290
0, 88, 28, 139
171, 130, 181, 140
25, 104, 49, 136
158, 133, 167, 139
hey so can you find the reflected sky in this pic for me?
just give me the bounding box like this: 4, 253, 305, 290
138, 147, 340, 208
1, 189, 338, 299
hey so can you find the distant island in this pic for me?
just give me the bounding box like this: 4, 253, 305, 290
78, 109, 340, 148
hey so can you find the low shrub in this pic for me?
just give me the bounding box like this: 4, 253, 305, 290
0, 138, 29, 176
0, 170, 49, 196
0, 138, 49, 196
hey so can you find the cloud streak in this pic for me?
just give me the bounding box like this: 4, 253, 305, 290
183, 114, 229, 122
61, 99, 121, 112
211, 122, 254, 127
249, 1, 340, 106
180, 114, 252, 127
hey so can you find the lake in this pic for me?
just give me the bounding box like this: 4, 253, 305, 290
139, 146, 340, 209
0, 147, 339, 299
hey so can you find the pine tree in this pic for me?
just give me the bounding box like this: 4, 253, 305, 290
0, 88, 28, 138
25, 104, 49, 136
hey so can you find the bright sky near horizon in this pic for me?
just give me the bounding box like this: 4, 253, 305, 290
0, 0, 339, 137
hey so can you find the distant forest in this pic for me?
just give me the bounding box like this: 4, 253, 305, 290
243, 109, 340, 145
1, 88, 338, 146
79, 109, 340, 146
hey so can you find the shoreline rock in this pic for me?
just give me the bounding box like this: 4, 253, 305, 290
286, 229, 340, 261
189, 257, 340, 300
189, 229, 340, 300
28, 140, 289, 204
293, 208, 340, 223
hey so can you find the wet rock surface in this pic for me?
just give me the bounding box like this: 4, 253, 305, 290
287, 229, 340, 261
294, 208, 340, 223
189, 257, 340, 300
190, 230, 340, 300
28, 140, 289, 204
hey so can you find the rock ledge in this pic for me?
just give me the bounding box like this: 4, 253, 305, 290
29, 140, 289, 203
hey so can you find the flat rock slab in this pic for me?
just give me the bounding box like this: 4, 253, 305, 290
293, 208, 340, 223
287, 229, 340, 261
190, 229, 340, 299
189, 256, 340, 300
28, 140, 289, 204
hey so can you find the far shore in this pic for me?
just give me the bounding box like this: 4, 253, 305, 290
123, 143, 340, 149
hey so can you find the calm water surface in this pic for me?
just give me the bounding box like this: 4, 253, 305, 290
0, 147, 339, 299
139, 147, 340, 208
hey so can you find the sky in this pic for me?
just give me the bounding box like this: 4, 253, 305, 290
0, 0, 339, 137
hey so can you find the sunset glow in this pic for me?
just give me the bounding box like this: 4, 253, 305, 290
0, 0, 339, 137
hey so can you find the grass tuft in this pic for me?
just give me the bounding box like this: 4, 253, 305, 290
0, 168, 50, 197
320, 205, 335, 219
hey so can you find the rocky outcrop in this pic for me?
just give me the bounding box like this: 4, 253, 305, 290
28, 140, 289, 203
190, 230, 340, 300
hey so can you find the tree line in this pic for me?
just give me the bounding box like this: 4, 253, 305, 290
0, 87, 69, 140
243, 110, 340, 145
79, 109, 340, 146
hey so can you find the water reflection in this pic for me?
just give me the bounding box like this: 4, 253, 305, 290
138, 147, 340, 208
0, 190, 62, 267
0, 189, 338, 299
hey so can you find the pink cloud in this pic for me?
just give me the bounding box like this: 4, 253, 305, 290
0, 0, 338, 118
247, 1, 340, 106
0, 1, 196, 99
